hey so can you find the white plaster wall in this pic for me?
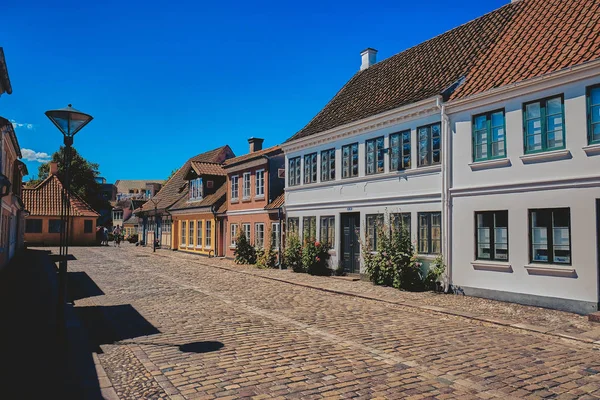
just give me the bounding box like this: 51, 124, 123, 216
452, 187, 600, 305
288, 200, 441, 272
451, 76, 600, 189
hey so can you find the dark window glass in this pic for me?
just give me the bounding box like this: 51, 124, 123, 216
475, 211, 508, 261
588, 85, 600, 144
390, 130, 411, 170
342, 143, 359, 178
418, 212, 441, 254
304, 153, 317, 184
288, 157, 301, 186
321, 149, 336, 181
530, 208, 571, 264
472, 110, 506, 161
417, 123, 441, 167
320, 216, 335, 247
302, 216, 316, 241
84, 220, 93, 234
524, 96, 565, 153
49, 219, 62, 233
365, 137, 385, 175
391, 213, 411, 238
25, 219, 42, 233
366, 214, 384, 250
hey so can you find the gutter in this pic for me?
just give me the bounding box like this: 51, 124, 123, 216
435, 96, 452, 293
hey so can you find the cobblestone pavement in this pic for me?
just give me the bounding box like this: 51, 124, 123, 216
65, 245, 600, 399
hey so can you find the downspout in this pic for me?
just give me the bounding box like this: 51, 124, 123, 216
277, 205, 284, 270
436, 96, 452, 293
210, 205, 217, 257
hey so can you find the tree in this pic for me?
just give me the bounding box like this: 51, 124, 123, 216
28, 146, 110, 214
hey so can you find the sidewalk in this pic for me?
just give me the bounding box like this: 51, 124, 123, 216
0, 249, 108, 399
145, 246, 600, 345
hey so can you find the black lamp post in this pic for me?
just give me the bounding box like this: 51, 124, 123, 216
45, 104, 93, 336
150, 198, 160, 252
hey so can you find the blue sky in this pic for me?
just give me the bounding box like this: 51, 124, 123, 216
1, 0, 507, 183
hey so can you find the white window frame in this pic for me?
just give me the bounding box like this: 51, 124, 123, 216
255, 223, 265, 249
189, 178, 203, 201
205, 220, 212, 248
271, 222, 280, 249
243, 223, 251, 242
243, 172, 251, 200
231, 175, 239, 202
255, 169, 265, 198
196, 220, 203, 249
181, 221, 187, 246
188, 220, 195, 247
230, 223, 239, 247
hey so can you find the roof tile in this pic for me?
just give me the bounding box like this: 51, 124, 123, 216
23, 175, 99, 217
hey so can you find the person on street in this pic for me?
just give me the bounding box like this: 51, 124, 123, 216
103, 226, 109, 246
113, 225, 122, 247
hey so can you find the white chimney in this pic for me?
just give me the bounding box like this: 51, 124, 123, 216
360, 48, 378, 71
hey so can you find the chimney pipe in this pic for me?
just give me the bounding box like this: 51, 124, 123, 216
360, 48, 378, 71
248, 137, 264, 153
49, 162, 58, 175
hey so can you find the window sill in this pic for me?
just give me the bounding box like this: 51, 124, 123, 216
241, 197, 252, 203
519, 149, 571, 164
468, 158, 511, 171
230, 199, 239, 204
328, 249, 336, 256
524, 264, 577, 278
471, 261, 512, 273
418, 254, 439, 261
582, 143, 600, 156
255, 195, 265, 200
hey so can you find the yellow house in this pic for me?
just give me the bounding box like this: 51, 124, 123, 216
169, 161, 228, 257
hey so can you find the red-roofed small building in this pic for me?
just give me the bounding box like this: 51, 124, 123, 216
22, 163, 99, 246
223, 138, 285, 258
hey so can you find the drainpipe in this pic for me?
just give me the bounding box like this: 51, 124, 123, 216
436, 96, 452, 293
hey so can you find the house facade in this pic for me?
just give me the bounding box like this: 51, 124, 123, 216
23, 163, 99, 246
223, 139, 285, 259
169, 161, 228, 257
136, 146, 234, 249
0, 118, 27, 268
284, 0, 600, 312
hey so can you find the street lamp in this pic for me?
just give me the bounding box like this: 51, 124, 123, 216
45, 104, 93, 336
150, 198, 160, 252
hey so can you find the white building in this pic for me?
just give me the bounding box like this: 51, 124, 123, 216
283, 0, 600, 313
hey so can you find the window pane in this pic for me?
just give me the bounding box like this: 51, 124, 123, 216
591, 105, 600, 124
491, 112, 504, 127
546, 97, 562, 115
474, 115, 486, 131
592, 123, 600, 142
526, 102, 541, 119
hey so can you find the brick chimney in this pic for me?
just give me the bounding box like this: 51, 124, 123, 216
248, 137, 264, 153
49, 162, 58, 175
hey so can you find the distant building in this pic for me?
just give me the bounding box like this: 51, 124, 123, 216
115, 180, 164, 202
23, 163, 99, 246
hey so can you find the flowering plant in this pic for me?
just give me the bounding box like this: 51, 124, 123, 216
301, 239, 331, 276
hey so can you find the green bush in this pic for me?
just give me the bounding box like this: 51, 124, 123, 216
302, 239, 331, 276
424, 254, 446, 291
127, 233, 139, 243
256, 233, 278, 269
284, 234, 303, 272
234, 229, 256, 264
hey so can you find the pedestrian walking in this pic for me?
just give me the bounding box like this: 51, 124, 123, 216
113, 225, 122, 247
103, 226, 109, 246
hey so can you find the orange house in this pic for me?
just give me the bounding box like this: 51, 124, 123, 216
223, 138, 285, 258
23, 163, 99, 246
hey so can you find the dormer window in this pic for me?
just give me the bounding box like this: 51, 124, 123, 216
189, 177, 203, 201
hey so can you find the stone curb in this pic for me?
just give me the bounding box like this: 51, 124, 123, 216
143, 248, 600, 347
93, 352, 119, 400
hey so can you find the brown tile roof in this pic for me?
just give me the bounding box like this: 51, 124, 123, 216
23, 175, 99, 217
191, 161, 226, 176
223, 145, 282, 168
139, 145, 234, 214
288, 0, 600, 142
169, 184, 227, 212
264, 192, 285, 210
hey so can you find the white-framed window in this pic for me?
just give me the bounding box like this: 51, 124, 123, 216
320, 216, 335, 248
231, 175, 239, 201
188, 220, 195, 247
181, 221, 187, 246
243, 172, 251, 199
230, 223, 239, 247
189, 178, 203, 200
243, 223, 251, 242
256, 169, 265, 197
205, 220, 212, 248
255, 223, 265, 248
271, 222, 280, 249
196, 220, 203, 248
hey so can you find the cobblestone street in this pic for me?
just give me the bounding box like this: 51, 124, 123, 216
66, 245, 600, 399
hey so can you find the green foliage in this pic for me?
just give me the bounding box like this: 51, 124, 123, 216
284, 233, 303, 272
423, 254, 446, 291
256, 227, 278, 269
363, 220, 437, 291
302, 239, 331, 276
234, 229, 256, 264
28, 146, 109, 214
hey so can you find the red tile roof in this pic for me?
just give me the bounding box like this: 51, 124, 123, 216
288, 0, 600, 142
23, 174, 99, 217
139, 145, 234, 214
223, 145, 282, 168
169, 184, 227, 212
191, 162, 226, 176
264, 192, 285, 210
